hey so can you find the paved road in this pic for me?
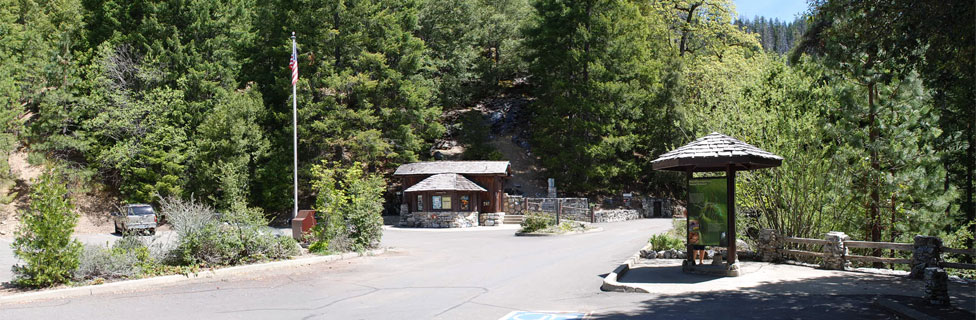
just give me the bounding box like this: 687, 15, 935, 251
1, 219, 970, 319
1, 233, 137, 284
0, 220, 668, 319
1, 227, 291, 284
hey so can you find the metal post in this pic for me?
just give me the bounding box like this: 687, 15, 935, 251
291, 32, 298, 221
727, 165, 736, 265
686, 169, 693, 265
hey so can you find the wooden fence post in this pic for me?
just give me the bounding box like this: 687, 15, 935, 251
555, 199, 561, 225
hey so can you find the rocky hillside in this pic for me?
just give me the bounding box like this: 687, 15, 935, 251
430, 93, 548, 197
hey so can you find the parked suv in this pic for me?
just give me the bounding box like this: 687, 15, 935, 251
112, 204, 158, 235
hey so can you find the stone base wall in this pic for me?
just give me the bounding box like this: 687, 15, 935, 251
641, 197, 676, 218
479, 212, 504, 226
401, 211, 478, 228
593, 209, 640, 223
505, 195, 525, 215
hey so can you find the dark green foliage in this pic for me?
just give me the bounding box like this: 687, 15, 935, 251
12, 171, 83, 288
193, 88, 269, 209
458, 112, 502, 160
4, 0, 972, 260
735, 16, 807, 55
250, 0, 443, 171
309, 162, 385, 253
526, 0, 670, 194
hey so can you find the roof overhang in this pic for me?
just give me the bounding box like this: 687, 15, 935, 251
651, 155, 782, 172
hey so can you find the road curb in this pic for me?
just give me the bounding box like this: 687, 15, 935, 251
0, 247, 386, 305
515, 227, 604, 237
873, 297, 939, 320
600, 243, 650, 293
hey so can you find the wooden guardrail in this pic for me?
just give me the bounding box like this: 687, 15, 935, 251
844, 240, 914, 251
777, 235, 976, 270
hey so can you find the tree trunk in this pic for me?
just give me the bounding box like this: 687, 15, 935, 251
868, 82, 883, 268
966, 108, 974, 262
678, 3, 701, 57
890, 194, 897, 269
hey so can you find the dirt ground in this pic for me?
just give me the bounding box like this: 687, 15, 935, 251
0, 150, 117, 238
491, 135, 546, 196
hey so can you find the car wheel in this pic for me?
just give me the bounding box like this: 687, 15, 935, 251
149, 228, 156, 236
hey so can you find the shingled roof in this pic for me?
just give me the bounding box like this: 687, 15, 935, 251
393, 161, 510, 176
404, 173, 488, 192
651, 132, 783, 172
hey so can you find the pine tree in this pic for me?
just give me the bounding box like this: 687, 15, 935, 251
526, 0, 670, 194
794, 0, 967, 261
12, 171, 83, 287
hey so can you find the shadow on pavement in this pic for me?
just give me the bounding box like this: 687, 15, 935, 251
618, 265, 717, 284
592, 273, 976, 320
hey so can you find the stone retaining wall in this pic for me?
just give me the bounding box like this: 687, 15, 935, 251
593, 209, 640, 223
505, 195, 525, 216
400, 211, 478, 228
479, 212, 503, 226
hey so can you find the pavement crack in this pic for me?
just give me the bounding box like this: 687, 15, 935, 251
431, 286, 490, 317
218, 286, 380, 314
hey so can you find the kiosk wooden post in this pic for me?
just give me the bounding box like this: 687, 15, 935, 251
651, 133, 782, 277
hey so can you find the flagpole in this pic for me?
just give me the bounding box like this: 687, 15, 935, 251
291, 32, 298, 221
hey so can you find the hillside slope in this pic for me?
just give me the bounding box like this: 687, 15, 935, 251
0, 149, 118, 237
431, 94, 548, 197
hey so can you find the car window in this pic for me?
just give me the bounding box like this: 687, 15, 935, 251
130, 206, 155, 215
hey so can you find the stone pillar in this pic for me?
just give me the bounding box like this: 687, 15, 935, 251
910, 235, 943, 279
758, 229, 782, 262
923, 267, 950, 306
398, 204, 409, 226
823, 231, 850, 270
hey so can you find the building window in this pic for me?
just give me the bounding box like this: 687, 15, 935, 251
460, 195, 470, 211
417, 195, 423, 211
442, 196, 452, 210
432, 196, 442, 210
432, 195, 452, 210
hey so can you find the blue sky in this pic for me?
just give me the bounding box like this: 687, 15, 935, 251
733, 0, 810, 22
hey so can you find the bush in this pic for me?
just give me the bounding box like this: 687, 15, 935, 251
670, 218, 687, 238
649, 234, 684, 251
159, 194, 215, 236
11, 171, 83, 288
74, 237, 155, 281
520, 212, 555, 233
163, 196, 298, 266
308, 162, 385, 253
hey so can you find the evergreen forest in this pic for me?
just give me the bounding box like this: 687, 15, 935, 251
1, 0, 973, 254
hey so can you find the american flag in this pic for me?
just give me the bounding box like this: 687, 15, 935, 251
289, 43, 298, 85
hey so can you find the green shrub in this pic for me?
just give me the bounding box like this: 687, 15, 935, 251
26, 151, 45, 166
309, 161, 385, 254
163, 196, 298, 266
74, 237, 155, 281
520, 212, 555, 233
670, 218, 687, 238
11, 171, 83, 288
649, 233, 685, 251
